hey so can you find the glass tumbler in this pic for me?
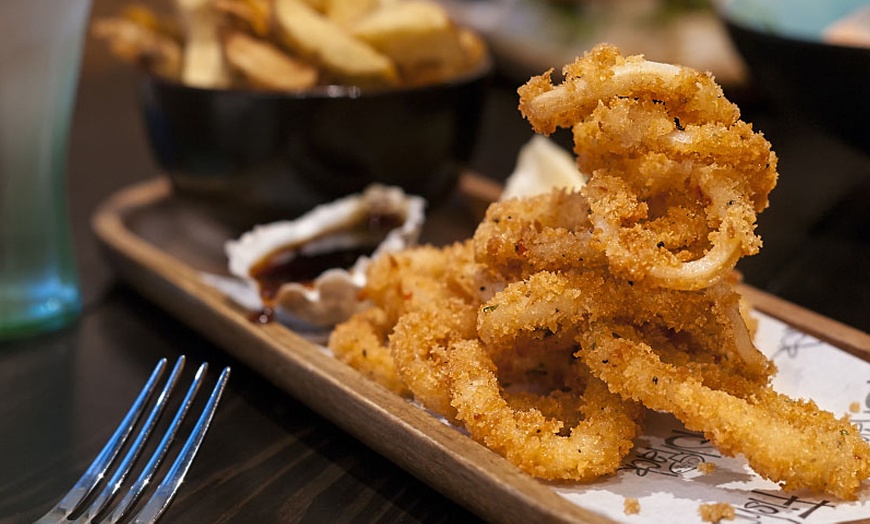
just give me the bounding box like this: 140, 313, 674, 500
0, 0, 92, 340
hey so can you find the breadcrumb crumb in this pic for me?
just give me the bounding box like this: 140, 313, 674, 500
623, 497, 641, 515
699, 502, 735, 523
850, 401, 861, 413
697, 462, 717, 474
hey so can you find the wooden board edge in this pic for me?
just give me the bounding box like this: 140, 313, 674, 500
738, 284, 870, 362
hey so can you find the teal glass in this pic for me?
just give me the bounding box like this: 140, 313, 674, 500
0, 0, 92, 340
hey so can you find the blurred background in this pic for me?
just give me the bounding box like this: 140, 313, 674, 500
73, 0, 870, 332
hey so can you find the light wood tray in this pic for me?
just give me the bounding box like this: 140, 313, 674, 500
92, 176, 870, 524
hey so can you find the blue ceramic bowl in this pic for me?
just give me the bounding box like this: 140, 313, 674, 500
718, 0, 870, 153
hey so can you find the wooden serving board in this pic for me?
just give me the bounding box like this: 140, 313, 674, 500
92, 175, 870, 524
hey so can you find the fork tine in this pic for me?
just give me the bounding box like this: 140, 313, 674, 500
129, 365, 231, 524
105, 361, 209, 523
76, 356, 187, 522
33, 358, 169, 524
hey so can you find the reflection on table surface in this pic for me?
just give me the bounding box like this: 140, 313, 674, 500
1, 0, 868, 522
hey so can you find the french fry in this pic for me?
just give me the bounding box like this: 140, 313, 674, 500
273, 0, 398, 87
213, 0, 271, 38
324, 0, 380, 28
351, 1, 468, 73
174, 0, 230, 88
297, 0, 329, 12
92, 17, 183, 80
94, 0, 487, 90
224, 30, 318, 90
457, 27, 487, 67
121, 3, 182, 40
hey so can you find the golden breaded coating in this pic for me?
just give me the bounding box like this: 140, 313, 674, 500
328, 306, 409, 396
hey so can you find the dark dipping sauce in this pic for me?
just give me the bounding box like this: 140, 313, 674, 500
246, 210, 406, 324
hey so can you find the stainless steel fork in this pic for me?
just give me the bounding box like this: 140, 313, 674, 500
34, 356, 231, 524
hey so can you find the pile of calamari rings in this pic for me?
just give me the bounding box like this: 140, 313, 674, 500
328, 44, 870, 499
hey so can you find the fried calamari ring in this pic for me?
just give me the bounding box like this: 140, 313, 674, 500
472, 190, 604, 280
328, 306, 409, 396
517, 44, 778, 290
575, 98, 772, 288
327, 44, 867, 499
347, 238, 645, 481
436, 240, 507, 305
363, 243, 462, 324
328, 241, 502, 413
389, 297, 478, 420
477, 271, 772, 383
518, 46, 738, 134
571, 96, 774, 213
446, 338, 643, 481
476, 269, 870, 498
329, 245, 464, 400
364, 241, 502, 321
578, 324, 870, 499
583, 170, 750, 290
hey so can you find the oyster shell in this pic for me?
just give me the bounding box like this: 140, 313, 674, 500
501, 135, 586, 200
224, 184, 425, 329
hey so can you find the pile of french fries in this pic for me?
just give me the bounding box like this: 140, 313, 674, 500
92, 0, 488, 91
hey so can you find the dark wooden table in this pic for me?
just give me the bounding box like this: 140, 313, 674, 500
2, 2, 869, 523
